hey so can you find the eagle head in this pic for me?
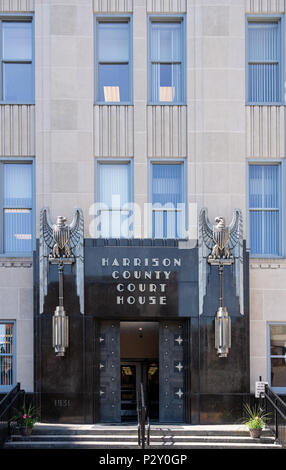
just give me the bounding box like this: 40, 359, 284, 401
56, 216, 67, 228
215, 216, 225, 230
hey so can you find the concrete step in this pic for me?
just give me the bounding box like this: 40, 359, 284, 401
8, 433, 276, 444
4, 424, 282, 450
21, 423, 273, 437
4, 440, 282, 450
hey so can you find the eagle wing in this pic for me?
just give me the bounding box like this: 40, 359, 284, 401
41, 208, 54, 250
69, 208, 84, 314
199, 208, 214, 250
69, 208, 84, 251
228, 209, 242, 250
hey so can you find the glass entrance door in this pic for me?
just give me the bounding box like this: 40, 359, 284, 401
121, 363, 138, 422
120, 361, 159, 422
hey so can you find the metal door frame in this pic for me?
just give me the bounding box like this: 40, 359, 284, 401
96, 318, 188, 424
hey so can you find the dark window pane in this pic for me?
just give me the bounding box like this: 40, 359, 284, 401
270, 325, 286, 356
0, 324, 13, 354
99, 64, 129, 102
0, 356, 13, 385
271, 358, 286, 388
3, 63, 33, 101
0, 324, 14, 387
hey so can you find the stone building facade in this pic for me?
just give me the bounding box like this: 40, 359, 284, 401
0, 0, 285, 423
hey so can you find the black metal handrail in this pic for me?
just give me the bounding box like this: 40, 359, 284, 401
0, 383, 25, 448
137, 382, 150, 448
261, 385, 286, 447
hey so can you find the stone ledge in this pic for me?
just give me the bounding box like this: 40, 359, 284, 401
250, 262, 286, 269
0, 258, 33, 268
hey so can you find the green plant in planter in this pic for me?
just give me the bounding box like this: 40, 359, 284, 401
242, 403, 270, 438
13, 400, 38, 435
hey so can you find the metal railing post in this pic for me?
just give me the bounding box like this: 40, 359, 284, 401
274, 398, 279, 443
137, 382, 150, 449
142, 405, 146, 449
263, 385, 286, 447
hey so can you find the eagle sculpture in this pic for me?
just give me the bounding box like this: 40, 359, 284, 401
200, 209, 242, 259
39, 208, 84, 314
41, 210, 82, 259
199, 207, 244, 316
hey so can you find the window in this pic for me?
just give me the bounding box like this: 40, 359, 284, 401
268, 324, 286, 393
0, 18, 34, 102
148, 17, 185, 104
0, 322, 15, 392
95, 161, 133, 238
151, 162, 186, 238
248, 163, 281, 256
247, 17, 283, 104
95, 17, 132, 103
0, 162, 33, 254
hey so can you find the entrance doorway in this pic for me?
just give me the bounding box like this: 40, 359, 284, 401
120, 361, 159, 422
120, 322, 159, 422
98, 320, 185, 424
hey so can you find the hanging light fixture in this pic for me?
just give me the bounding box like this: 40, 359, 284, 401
51, 260, 70, 357
215, 306, 231, 358
200, 208, 243, 358
52, 306, 69, 357
213, 261, 232, 358
40, 209, 84, 357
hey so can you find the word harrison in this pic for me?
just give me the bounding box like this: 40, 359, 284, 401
101, 257, 182, 306
101, 257, 182, 267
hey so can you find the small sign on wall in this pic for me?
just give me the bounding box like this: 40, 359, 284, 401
255, 381, 268, 398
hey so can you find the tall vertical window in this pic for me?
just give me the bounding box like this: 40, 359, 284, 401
247, 18, 283, 103
0, 162, 33, 254
0, 322, 15, 391
95, 17, 132, 103
0, 19, 34, 102
96, 161, 133, 238
151, 162, 186, 238
248, 163, 281, 256
148, 17, 185, 103
268, 324, 286, 393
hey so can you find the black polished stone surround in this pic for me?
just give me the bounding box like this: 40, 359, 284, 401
33, 238, 250, 424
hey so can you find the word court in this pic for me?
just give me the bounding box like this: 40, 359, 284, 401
101, 257, 182, 306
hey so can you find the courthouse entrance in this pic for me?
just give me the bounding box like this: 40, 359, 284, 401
36, 238, 249, 425
99, 320, 185, 423
120, 322, 159, 422
120, 361, 159, 421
